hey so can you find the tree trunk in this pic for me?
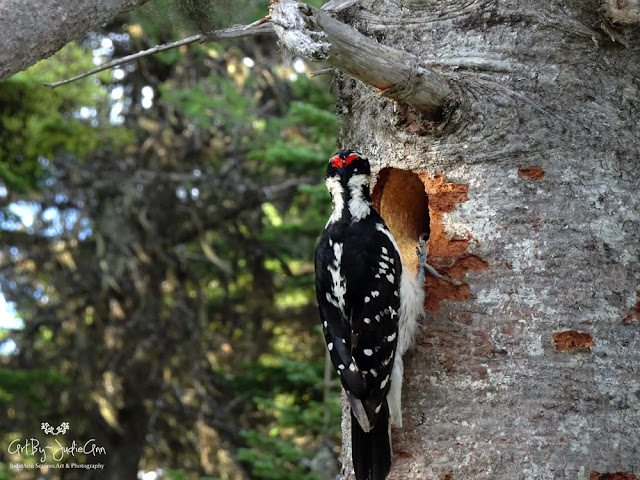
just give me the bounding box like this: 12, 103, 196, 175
334, 1, 640, 478
0, 0, 149, 81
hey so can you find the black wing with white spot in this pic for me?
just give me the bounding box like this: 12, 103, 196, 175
315, 149, 407, 480
315, 234, 367, 400
315, 217, 402, 429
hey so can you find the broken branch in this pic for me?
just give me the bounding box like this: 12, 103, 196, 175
270, 0, 453, 119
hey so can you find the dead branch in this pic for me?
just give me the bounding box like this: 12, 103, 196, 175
44, 0, 454, 120
270, 0, 454, 119
43, 23, 274, 88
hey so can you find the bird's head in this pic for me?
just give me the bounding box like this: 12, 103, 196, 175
324, 150, 372, 223
326, 150, 371, 182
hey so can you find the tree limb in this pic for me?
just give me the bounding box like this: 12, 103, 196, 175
43, 23, 275, 89
600, 0, 640, 26
43, 35, 202, 88
42, 0, 454, 120
0, 0, 151, 81
270, 0, 454, 119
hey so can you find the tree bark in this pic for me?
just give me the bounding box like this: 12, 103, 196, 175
270, 1, 454, 119
332, 1, 640, 478
0, 0, 149, 81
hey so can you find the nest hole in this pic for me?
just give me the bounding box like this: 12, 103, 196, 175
372, 168, 429, 274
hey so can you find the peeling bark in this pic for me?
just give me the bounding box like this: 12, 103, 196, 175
270, 0, 454, 119
600, 0, 640, 26
552, 331, 596, 351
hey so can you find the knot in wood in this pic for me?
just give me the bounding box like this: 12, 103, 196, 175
271, 0, 331, 61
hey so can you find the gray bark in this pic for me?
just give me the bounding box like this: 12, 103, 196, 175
271, 1, 453, 118
0, 0, 149, 81
330, 1, 640, 479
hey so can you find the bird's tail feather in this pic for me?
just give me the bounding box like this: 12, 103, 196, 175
351, 401, 391, 480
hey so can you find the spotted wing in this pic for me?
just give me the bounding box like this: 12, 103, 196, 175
342, 220, 402, 428
315, 219, 402, 429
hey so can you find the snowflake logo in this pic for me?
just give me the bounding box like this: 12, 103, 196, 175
41, 422, 70, 435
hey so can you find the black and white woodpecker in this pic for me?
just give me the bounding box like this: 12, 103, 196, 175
315, 150, 432, 480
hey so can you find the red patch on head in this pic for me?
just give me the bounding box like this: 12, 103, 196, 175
331, 153, 359, 168
343, 153, 358, 166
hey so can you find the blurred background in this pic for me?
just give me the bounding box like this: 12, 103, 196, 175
0, 1, 343, 478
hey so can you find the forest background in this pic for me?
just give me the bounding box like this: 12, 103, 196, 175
0, 1, 343, 479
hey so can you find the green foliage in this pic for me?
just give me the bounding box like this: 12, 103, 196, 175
165, 468, 219, 480
259, 141, 329, 172
232, 357, 324, 399
231, 354, 340, 480
0, 42, 132, 193
162, 64, 341, 477
238, 431, 318, 480
0, 367, 69, 410
0, 464, 12, 480
0, 9, 341, 480
160, 77, 252, 131
160, 59, 337, 265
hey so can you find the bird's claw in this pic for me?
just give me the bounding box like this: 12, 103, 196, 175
416, 234, 457, 285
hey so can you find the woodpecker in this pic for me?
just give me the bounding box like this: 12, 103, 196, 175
315, 150, 431, 480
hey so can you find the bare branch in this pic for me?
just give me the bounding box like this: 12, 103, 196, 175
43, 1, 453, 119
310, 67, 335, 77
0, 0, 150, 82
201, 21, 274, 40
270, 0, 454, 119
43, 35, 202, 88
43, 23, 275, 89
321, 0, 360, 13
